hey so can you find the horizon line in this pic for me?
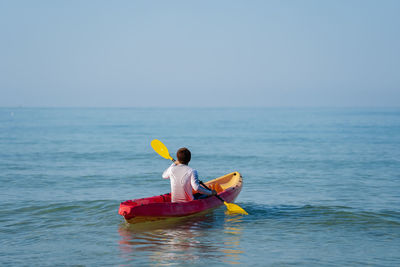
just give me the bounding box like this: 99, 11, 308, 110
1, 105, 399, 109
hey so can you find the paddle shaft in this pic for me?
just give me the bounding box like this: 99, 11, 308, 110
199, 181, 225, 203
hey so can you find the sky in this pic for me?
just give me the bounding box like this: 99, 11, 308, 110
0, 0, 399, 107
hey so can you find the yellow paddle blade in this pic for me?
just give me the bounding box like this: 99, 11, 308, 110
223, 201, 248, 215
151, 139, 173, 161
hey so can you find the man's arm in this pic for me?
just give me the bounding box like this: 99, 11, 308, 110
190, 170, 215, 195
162, 163, 175, 179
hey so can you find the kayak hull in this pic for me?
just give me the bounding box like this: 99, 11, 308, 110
119, 172, 243, 222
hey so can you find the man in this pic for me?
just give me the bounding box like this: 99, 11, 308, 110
162, 147, 216, 202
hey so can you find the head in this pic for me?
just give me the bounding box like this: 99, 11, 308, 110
176, 147, 191, 165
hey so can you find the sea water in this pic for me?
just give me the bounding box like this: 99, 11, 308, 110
1, 107, 399, 266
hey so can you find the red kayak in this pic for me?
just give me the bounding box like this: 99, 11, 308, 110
119, 172, 243, 222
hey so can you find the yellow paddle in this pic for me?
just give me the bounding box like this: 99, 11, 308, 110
151, 139, 174, 161
151, 139, 248, 215
199, 181, 248, 215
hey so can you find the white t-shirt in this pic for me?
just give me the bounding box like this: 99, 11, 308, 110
162, 163, 212, 202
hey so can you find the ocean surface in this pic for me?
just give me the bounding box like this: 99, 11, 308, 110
1, 107, 399, 266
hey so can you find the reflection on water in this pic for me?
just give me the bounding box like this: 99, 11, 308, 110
118, 209, 245, 265
222, 213, 244, 265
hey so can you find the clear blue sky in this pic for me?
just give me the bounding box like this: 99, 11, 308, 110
0, 0, 399, 107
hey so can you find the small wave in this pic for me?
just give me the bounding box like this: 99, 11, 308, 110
0, 199, 120, 233
5, 200, 116, 216
237, 203, 400, 228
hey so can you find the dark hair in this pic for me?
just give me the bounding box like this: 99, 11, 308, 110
177, 147, 191, 165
